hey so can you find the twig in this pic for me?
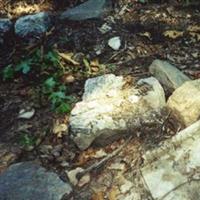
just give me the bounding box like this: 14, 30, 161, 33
76, 136, 132, 180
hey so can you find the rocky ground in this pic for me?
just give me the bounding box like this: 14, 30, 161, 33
0, 0, 200, 200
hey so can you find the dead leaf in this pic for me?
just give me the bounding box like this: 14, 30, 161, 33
138, 32, 152, 40
76, 148, 107, 165
163, 30, 184, 39
189, 32, 200, 41
78, 173, 90, 187
108, 163, 125, 171
53, 121, 68, 138
66, 167, 84, 186
91, 191, 104, 200
58, 52, 80, 65
108, 186, 119, 200
62, 74, 75, 83
187, 25, 200, 32
93, 149, 107, 159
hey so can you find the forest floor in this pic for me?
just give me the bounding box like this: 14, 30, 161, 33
0, 0, 200, 199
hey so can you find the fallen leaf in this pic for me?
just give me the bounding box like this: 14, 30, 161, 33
108, 186, 119, 200
90, 58, 100, 67
163, 30, 184, 39
78, 173, 90, 187
62, 74, 75, 83
58, 52, 80, 65
120, 180, 133, 194
91, 191, 104, 200
53, 122, 68, 138
108, 163, 125, 170
76, 148, 107, 165
189, 32, 200, 41
93, 149, 107, 159
66, 167, 84, 186
138, 32, 152, 40
187, 25, 200, 32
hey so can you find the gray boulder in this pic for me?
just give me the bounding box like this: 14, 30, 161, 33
0, 162, 72, 200
0, 18, 13, 45
70, 74, 166, 150
60, 0, 112, 21
149, 59, 190, 92
15, 12, 52, 41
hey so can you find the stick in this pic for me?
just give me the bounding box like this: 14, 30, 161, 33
76, 136, 132, 179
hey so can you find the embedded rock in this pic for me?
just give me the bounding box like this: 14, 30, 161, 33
70, 74, 166, 150
167, 79, 200, 127
142, 120, 200, 200
15, 12, 52, 41
149, 59, 190, 92
60, 0, 112, 21
0, 162, 72, 200
0, 18, 13, 45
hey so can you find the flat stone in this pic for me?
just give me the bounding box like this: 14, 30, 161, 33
167, 79, 200, 127
15, 12, 52, 41
70, 74, 166, 150
0, 18, 13, 45
60, 0, 112, 21
149, 59, 190, 92
142, 120, 200, 200
0, 162, 72, 200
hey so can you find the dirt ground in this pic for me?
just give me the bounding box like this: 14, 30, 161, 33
0, 1, 200, 199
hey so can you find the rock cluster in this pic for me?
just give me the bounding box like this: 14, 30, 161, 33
70, 74, 166, 150
69, 60, 200, 150
0, 0, 111, 44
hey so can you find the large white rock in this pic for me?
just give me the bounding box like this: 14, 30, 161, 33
70, 74, 166, 150
167, 79, 200, 127
142, 120, 200, 200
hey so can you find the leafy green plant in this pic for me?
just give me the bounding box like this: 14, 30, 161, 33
19, 133, 36, 149
43, 78, 74, 113
1, 48, 75, 114
2, 65, 15, 80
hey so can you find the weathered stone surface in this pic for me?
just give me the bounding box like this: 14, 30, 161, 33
70, 74, 166, 150
149, 59, 190, 92
142, 120, 200, 200
0, 162, 72, 200
60, 0, 111, 21
15, 12, 52, 41
0, 18, 13, 45
167, 79, 200, 127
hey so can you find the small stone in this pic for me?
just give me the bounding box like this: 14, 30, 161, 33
167, 79, 200, 127
108, 36, 121, 50
18, 108, 35, 119
0, 162, 72, 200
15, 12, 52, 41
149, 59, 190, 92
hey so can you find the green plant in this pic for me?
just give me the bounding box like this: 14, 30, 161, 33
19, 133, 36, 148
43, 77, 74, 113
2, 65, 15, 80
